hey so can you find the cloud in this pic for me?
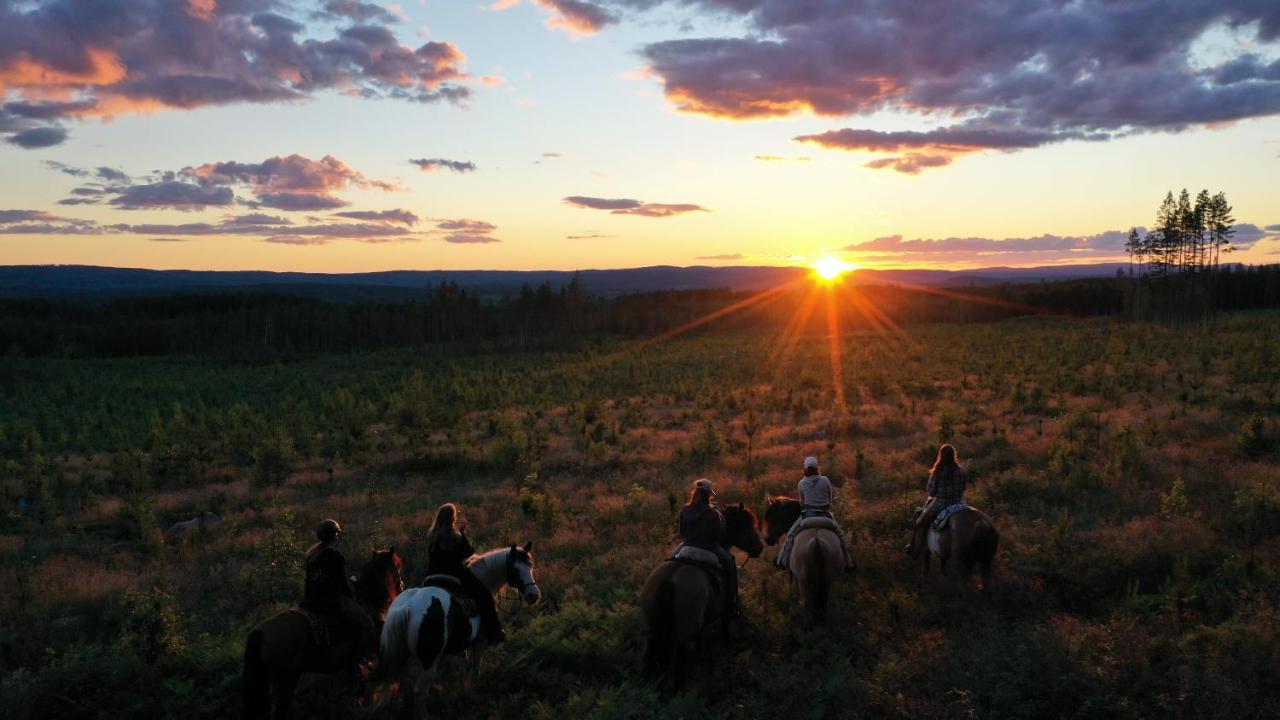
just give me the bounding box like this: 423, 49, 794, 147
109, 181, 236, 211
431, 218, 501, 243
840, 223, 1272, 262
148, 237, 188, 242
254, 192, 349, 211
696, 253, 744, 260
0, 210, 60, 223
566, 232, 614, 240
564, 195, 709, 216
0, 0, 470, 148
754, 155, 810, 163
631, 1, 1280, 172
493, 0, 616, 36
334, 209, 419, 225
436, 219, 497, 233
5, 126, 69, 148
410, 158, 477, 173
1267, 224, 1280, 232
444, 233, 502, 244
265, 235, 330, 246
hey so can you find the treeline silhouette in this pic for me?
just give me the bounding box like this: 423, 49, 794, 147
3, 268, 1279, 359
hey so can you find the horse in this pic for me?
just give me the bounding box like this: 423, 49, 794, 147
921, 505, 999, 591
242, 547, 405, 720
639, 503, 764, 689
374, 543, 540, 718
763, 497, 846, 626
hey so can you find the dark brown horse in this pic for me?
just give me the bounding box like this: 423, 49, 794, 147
921, 506, 998, 590
639, 503, 763, 688
763, 498, 846, 625
242, 547, 405, 720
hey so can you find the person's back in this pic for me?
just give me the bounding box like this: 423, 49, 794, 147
928, 464, 968, 506
798, 473, 833, 512
778, 457, 855, 572
907, 444, 967, 557
304, 543, 352, 608
679, 502, 725, 550
426, 526, 474, 577
424, 502, 504, 643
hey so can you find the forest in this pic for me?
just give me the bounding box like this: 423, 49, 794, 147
2, 276, 1279, 717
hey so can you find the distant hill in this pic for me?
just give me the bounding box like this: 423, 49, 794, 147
0, 263, 1130, 301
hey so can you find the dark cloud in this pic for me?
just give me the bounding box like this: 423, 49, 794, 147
1266, 224, 1280, 232
564, 196, 708, 216
96, 166, 130, 182
57, 198, 101, 206
43, 161, 88, 177
5, 126, 69, 148
0, 0, 470, 149
254, 192, 349, 211
0, 210, 60, 223
265, 235, 330, 246
629, 1, 1280, 172
148, 237, 188, 242
223, 213, 292, 227
443, 233, 501, 244
334, 209, 419, 225
436, 219, 496, 232
410, 158, 477, 173
109, 182, 236, 211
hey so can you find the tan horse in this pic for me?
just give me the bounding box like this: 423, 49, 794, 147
922, 506, 998, 590
242, 548, 404, 720
640, 504, 763, 689
763, 498, 846, 625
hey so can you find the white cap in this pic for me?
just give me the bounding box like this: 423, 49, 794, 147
803, 456, 819, 469
694, 478, 714, 494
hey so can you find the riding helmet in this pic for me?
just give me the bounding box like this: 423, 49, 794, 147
316, 518, 342, 542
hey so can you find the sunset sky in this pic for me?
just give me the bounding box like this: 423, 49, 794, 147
2, 0, 1278, 272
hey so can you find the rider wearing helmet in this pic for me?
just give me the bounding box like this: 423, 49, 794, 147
302, 519, 375, 655
777, 456, 856, 572
426, 503, 505, 644
676, 478, 740, 622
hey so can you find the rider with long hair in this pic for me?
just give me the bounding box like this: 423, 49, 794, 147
425, 503, 505, 644
676, 478, 740, 622
906, 444, 969, 557
302, 519, 375, 655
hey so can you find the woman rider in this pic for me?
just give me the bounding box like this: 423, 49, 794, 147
301, 519, 375, 655
675, 478, 739, 622
906, 444, 968, 558
425, 503, 505, 644
777, 456, 856, 572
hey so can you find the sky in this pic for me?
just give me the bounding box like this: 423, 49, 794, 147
1, 0, 1278, 273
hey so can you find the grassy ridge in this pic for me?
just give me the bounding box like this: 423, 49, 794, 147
3, 313, 1280, 718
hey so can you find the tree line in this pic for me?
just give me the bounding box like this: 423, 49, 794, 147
3, 265, 1280, 360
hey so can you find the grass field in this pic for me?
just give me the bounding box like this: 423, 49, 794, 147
3, 312, 1280, 719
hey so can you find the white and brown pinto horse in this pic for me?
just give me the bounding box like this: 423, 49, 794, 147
763, 498, 845, 626
374, 544, 540, 717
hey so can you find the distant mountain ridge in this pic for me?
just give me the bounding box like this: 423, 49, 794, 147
0, 263, 1129, 300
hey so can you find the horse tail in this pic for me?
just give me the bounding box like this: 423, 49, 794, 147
807, 538, 829, 623
962, 521, 999, 575
372, 600, 409, 682
643, 578, 677, 681
241, 628, 268, 720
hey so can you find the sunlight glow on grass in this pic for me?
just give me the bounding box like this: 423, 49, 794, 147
812, 256, 856, 282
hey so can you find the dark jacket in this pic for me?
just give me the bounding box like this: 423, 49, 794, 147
304, 545, 354, 606
678, 504, 726, 550
426, 529, 475, 577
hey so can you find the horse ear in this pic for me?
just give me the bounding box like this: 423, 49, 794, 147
523, 540, 533, 552
510, 545, 517, 554
737, 502, 744, 510
389, 545, 396, 556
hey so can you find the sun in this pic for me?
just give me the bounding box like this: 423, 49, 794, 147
812, 256, 856, 282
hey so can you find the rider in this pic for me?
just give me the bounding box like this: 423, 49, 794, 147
425, 503, 505, 644
906, 444, 968, 558
676, 478, 739, 622
777, 456, 856, 572
302, 519, 375, 655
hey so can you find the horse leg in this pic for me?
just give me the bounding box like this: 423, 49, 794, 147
272, 672, 300, 720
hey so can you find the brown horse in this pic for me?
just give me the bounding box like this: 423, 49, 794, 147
639, 503, 763, 689
921, 506, 999, 590
242, 547, 405, 720
763, 498, 846, 625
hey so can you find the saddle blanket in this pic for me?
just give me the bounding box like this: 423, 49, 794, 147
932, 501, 970, 531
671, 545, 721, 567
421, 574, 478, 615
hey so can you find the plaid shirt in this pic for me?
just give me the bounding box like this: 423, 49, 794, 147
927, 466, 967, 505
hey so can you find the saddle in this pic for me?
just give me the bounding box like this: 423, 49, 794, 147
797, 515, 840, 532
932, 501, 970, 531
422, 574, 478, 615
289, 606, 341, 648
667, 546, 724, 593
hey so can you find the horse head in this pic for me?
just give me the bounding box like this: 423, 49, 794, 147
723, 503, 764, 558
763, 497, 801, 546
505, 541, 541, 605
358, 547, 406, 616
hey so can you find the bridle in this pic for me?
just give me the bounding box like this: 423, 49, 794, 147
505, 550, 538, 593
